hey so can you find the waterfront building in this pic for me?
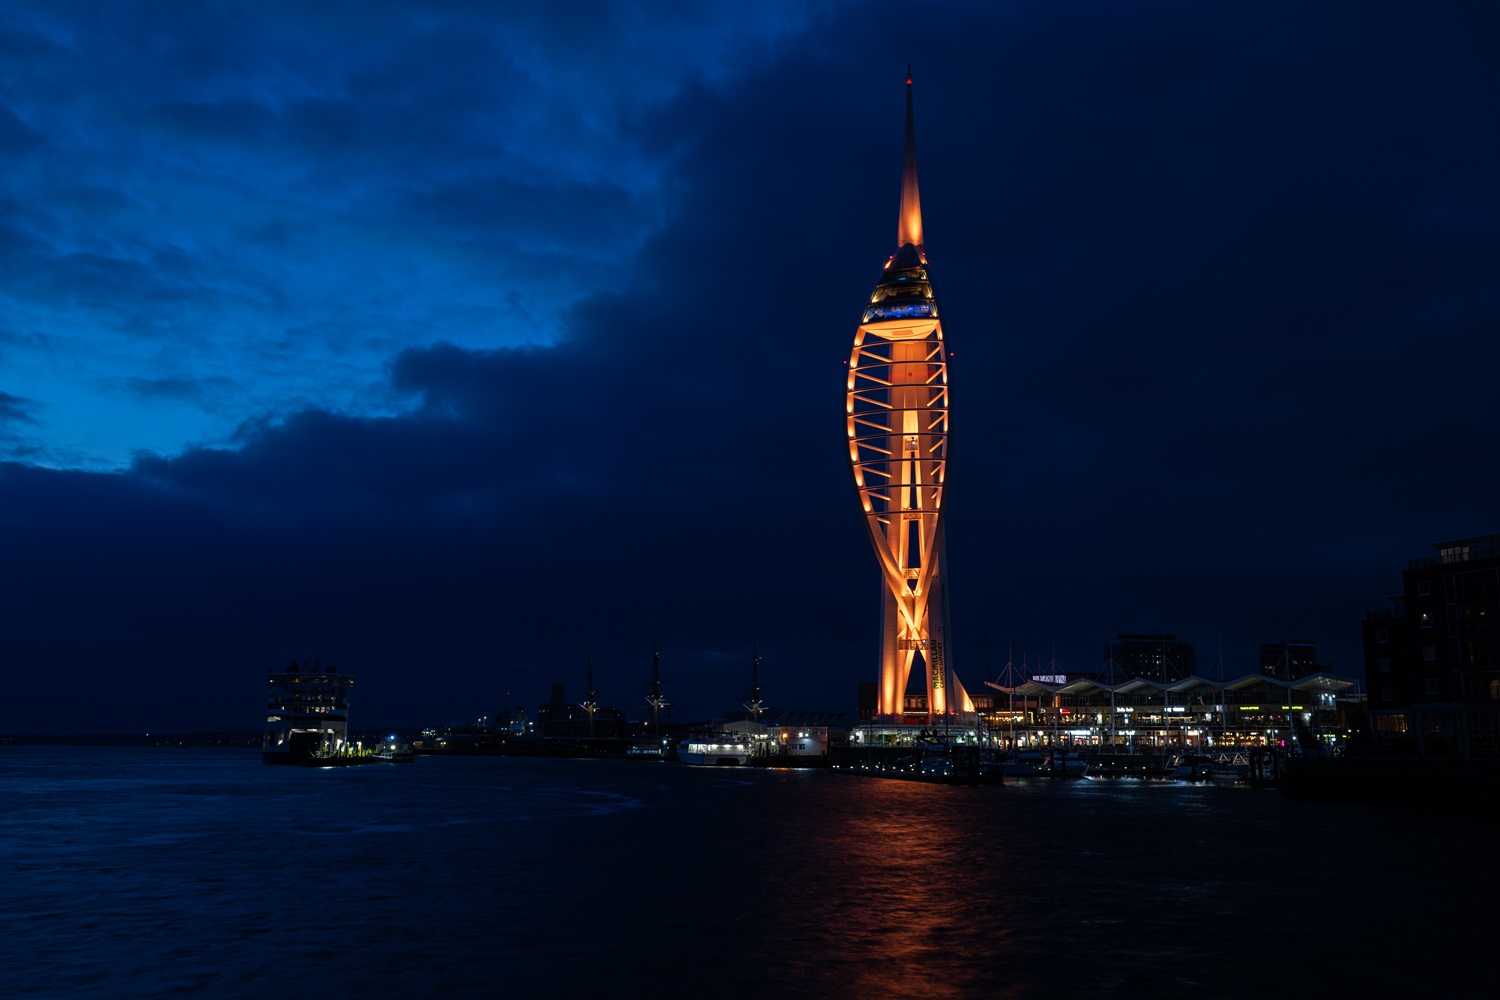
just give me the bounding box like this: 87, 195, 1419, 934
982, 671, 1356, 752
846, 70, 973, 726
490, 707, 534, 736
1103, 633, 1196, 682
538, 682, 626, 739
1363, 534, 1500, 756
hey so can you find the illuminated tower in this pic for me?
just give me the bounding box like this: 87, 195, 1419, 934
846, 70, 973, 723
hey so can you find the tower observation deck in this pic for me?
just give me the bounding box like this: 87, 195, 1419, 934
846, 71, 974, 724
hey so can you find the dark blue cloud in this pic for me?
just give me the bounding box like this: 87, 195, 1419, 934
0, 0, 835, 466
0, 391, 35, 423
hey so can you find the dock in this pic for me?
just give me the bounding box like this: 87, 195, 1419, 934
828, 744, 1003, 784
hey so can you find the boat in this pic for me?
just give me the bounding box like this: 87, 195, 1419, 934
262, 660, 374, 766
1002, 750, 1044, 777
676, 732, 752, 766
1169, 752, 1249, 782
916, 744, 1004, 784
1042, 751, 1089, 778
374, 737, 415, 763
920, 754, 953, 779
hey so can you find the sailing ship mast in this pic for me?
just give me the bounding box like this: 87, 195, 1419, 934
1100, 651, 1125, 749
1008, 645, 1016, 749
645, 634, 669, 742
742, 640, 765, 725
578, 651, 599, 740
983, 643, 1022, 751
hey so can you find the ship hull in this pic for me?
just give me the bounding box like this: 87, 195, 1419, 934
262, 727, 372, 766
677, 737, 751, 766
677, 750, 749, 766
262, 746, 374, 767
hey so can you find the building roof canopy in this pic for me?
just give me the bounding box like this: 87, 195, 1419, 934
984, 672, 1356, 699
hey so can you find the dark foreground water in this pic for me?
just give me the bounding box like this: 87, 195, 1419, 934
1, 747, 1489, 999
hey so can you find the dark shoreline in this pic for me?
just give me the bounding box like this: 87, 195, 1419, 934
1, 732, 262, 748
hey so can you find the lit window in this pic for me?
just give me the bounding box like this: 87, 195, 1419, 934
1421, 612, 1433, 629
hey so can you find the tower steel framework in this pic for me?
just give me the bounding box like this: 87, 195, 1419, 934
846, 71, 973, 723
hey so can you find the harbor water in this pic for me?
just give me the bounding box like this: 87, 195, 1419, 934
1, 746, 1488, 998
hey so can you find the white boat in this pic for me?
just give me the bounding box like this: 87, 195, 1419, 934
1002, 750, 1044, 777
920, 755, 953, 778
917, 746, 1004, 784
374, 737, 415, 763
1043, 751, 1089, 778
677, 733, 752, 766
1169, 752, 1249, 782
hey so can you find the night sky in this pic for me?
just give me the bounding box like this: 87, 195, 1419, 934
3, 1, 1497, 734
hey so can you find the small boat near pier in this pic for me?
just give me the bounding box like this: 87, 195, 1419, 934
374, 736, 415, 763
1168, 752, 1250, 782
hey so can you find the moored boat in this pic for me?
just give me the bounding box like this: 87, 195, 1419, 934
916, 744, 1004, 784
374, 737, 415, 763
1169, 752, 1249, 782
677, 733, 752, 766
1002, 750, 1044, 777
1042, 751, 1089, 778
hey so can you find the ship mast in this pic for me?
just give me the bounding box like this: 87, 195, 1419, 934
578, 651, 598, 740
743, 639, 765, 725
645, 633, 669, 743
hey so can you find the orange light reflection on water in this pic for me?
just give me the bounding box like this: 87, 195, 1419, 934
746, 776, 1032, 1000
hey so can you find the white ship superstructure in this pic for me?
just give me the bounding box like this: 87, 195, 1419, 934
262, 660, 360, 765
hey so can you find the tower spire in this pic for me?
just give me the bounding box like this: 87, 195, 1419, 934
898, 67, 924, 258
847, 68, 966, 726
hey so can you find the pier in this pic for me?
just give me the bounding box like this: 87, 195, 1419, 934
829, 743, 1002, 784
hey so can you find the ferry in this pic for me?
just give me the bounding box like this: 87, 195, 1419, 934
262, 660, 373, 766
676, 733, 752, 766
